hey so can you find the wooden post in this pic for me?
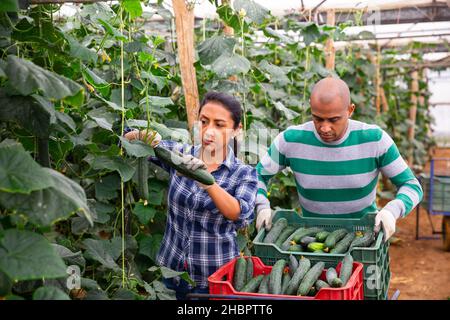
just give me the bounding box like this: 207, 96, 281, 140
375, 45, 381, 115
172, 0, 200, 132
408, 66, 419, 165
325, 9, 335, 71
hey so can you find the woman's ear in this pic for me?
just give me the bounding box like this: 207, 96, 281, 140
234, 123, 243, 138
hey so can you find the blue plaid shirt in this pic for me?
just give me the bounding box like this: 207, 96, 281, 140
151, 140, 257, 289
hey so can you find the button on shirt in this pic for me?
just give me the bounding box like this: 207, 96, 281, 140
151, 140, 257, 288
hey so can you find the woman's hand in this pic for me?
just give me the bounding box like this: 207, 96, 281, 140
124, 129, 161, 147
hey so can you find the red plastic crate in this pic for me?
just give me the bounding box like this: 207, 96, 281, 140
208, 256, 363, 300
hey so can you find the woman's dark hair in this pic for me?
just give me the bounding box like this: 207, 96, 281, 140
199, 91, 242, 129
199, 91, 242, 154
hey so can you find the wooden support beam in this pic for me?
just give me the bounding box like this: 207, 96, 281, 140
325, 9, 335, 71
408, 67, 419, 165
172, 0, 200, 132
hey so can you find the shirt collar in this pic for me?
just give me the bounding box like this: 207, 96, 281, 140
193, 144, 236, 170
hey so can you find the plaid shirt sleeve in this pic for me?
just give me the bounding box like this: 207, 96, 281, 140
232, 165, 258, 229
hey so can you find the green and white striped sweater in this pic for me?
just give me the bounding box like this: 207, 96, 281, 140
256, 120, 423, 219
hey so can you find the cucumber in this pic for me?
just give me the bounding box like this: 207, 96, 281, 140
241, 275, 264, 293
281, 227, 305, 250
288, 244, 303, 252
299, 236, 316, 247
285, 257, 311, 295
137, 157, 149, 200
308, 286, 317, 296
246, 257, 254, 281
232, 257, 247, 291
288, 255, 298, 277
326, 267, 343, 287
315, 279, 330, 291
330, 233, 356, 254
297, 261, 325, 296
37, 137, 50, 167
264, 218, 288, 244
292, 227, 324, 243
154, 146, 215, 185
281, 272, 291, 294
274, 226, 296, 248
257, 275, 270, 294
307, 242, 325, 252
339, 254, 354, 286
324, 229, 348, 251
268, 259, 286, 295
315, 231, 330, 243
350, 230, 375, 249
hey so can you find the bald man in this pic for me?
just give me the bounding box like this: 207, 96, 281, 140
255, 78, 423, 242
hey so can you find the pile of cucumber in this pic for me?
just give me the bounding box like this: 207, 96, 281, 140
262, 218, 375, 254
231, 254, 355, 297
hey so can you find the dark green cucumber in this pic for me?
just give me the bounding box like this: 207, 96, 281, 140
154, 146, 215, 185
257, 275, 270, 294
297, 261, 325, 296
315, 231, 330, 243
241, 275, 264, 293
232, 257, 247, 291
324, 228, 348, 251
281, 227, 305, 250
315, 279, 330, 291
339, 254, 354, 286
246, 257, 254, 281
299, 236, 316, 247
37, 137, 50, 167
288, 244, 303, 252
307, 242, 325, 252
330, 233, 356, 254
281, 272, 291, 294
308, 286, 317, 296
325, 267, 343, 287
285, 257, 311, 295
292, 227, 324, 243
264, 218, 288, 244
288, 255, 298, 277
350, 230, 375, 249
274, 226, 296, 248
137, 157, 149, 200
268, 259, 286, 295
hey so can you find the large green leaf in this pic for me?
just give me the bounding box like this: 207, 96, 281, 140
0, 91, 54, 138
138, 234, 163, 262
83, 238, 121, 272
258, 60, 290, 87
159, 267, 195, 286
273, 101, 300, 121
84, 154, 135, 182
122, 0, 143, 19
5, 55, 83, 101
0, 0, 18, 12
65, 34, 98, 64
234, 0, 269, 25
301, 22, 321, 45
87, 107, 117, 132
211, 54, 251, 77
133, 202, 156, 225
0, 168, 94, 227
0, 139, 53, 194
52, 244, 86, 270
119, 137, 155, 158
95, 174, 120, 201
0, 229, 67, 281
197, 35, 236, 65
33, 286, 71, 300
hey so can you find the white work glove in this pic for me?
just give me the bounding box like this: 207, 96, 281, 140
124, 129, 161, 148
256, 208, 273, 232
177, 155, 214, 190
374, 209, 396, 242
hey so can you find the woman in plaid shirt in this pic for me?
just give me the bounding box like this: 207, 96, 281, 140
125, 92, 258, 299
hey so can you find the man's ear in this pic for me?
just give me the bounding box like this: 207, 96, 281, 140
348, 103, 356, 117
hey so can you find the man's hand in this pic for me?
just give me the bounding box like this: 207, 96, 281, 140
374, 209, 396, 242
124, 129, 161, 147
256, 208, 273, 232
